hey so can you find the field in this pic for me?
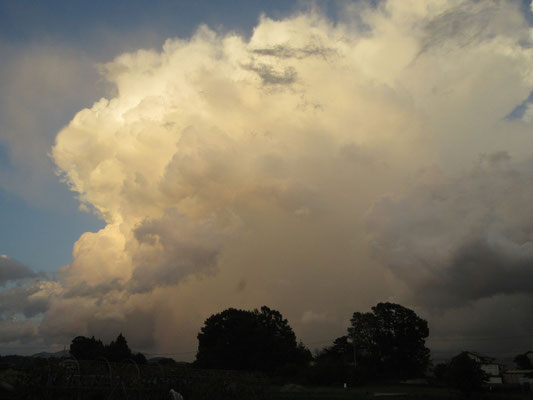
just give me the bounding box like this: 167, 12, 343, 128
2, 359, 533, 400
269, 384, 533, 400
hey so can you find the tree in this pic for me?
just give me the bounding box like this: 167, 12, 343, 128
446, 352, 488, 397
132, 351, 148, 365
196, 306, 311, 372
316, 336, 354, 365
70, 333, 146, 364
433, 362, 448, 383
348, 302, 430, 378
514, 352, 533, 369
105, 333, 133, 362
312, 336, 355, 385
70, 336, 104, 360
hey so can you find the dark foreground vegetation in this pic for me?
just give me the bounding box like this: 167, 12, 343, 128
0, 357, 268, 399
1, 302, 532, 399
69, 333, 147, 365
1, 359, 532, 400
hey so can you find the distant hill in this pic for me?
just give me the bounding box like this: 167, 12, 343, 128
32, 350, 71, 358
147, 357, 191, 367
147, 356, 174, 364
27, 350, 192, 366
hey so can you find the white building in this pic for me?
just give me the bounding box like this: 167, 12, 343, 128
464, 352, 503, 385
503, 369, 533, 385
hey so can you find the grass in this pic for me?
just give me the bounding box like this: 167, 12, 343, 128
269, 384, 533, 400
270, 384, 450, 400
3, 362, 532, 400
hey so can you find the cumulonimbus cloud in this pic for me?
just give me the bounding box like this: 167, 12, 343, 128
3, 0, 533, 355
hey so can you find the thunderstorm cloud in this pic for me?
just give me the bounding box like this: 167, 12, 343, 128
4, 0, 533, 357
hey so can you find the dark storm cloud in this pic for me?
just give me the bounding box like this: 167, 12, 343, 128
244, 63, 297, 85
0, 318, 37, 343
62, 279, 123, 299
252, 44, 335, 59
0, 255, 36, 285
367, 154, 533, 307
425, 236, 533, 305
479, 150, 512, 167
0, 284, 49, 318
420, 1, 527, 54
128, 211, 221, 293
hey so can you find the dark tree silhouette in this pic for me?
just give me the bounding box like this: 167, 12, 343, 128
105, 333, 132, 362
446, 352, 488, 397
196, 306, 311, 372
132, 351, 148, 365
69, 333, 146, 364
433, 362, 448, 383
70, 336, 104, 360
152, 357, 176, 366
348, 302, 430, 378
316, 336, 353, 364
514, 352, 533, 369
312, 336, 355, 385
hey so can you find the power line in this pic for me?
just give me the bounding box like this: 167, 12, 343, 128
143, 350, 197, 357
141, 337, 339, 358
137, 333, 533, 358
428, 334, 533, 342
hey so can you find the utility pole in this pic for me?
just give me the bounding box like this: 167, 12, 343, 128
352, 334, 357, 385
352, 337, 356, 368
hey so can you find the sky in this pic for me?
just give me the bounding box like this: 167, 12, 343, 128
1, 0, 533, 362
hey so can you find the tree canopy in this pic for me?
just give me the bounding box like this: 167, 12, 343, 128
446, 352, 488, 396
106, 333, 133, 362
69, 333, 146, 364
348, 302, 430, 378
195, 306, 311, 372
514, 352, 533, 369
312, 336, 355, 385
316, 336, 354, 365
70, 336, 104, 360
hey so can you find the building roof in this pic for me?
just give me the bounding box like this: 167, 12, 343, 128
464, 351, 496, 364
504, 369, 533, 374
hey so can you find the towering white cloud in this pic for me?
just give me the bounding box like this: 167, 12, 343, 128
3, 0, 532, 356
